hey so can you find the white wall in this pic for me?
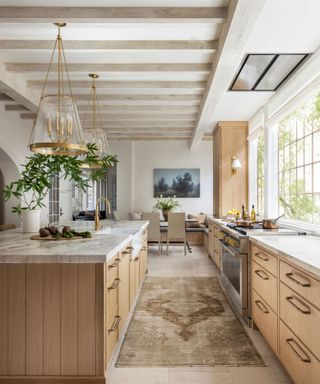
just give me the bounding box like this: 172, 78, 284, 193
0, 103, 74, 226
0, 148, 20, 226
0, 103, 33, 226
109, 140, 213, 218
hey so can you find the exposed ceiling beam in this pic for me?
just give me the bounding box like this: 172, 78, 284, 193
108, 137, 190, 141
190, 0, 267, 149
2, 41, 217, 52
5, 104, 28, 111
0, 7, 227, 23
101, 127, 193, 132
28, 80, 207, 90
0, 93, 13, 101
20, 114, 197, 122
73, 94, 201, 101
6, 63, 211, 73
83, 115, 197, 121
0, 63, 39, 112
77, 105, 198, 113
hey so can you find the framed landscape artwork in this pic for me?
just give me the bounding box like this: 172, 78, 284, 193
154, 168, 200, 198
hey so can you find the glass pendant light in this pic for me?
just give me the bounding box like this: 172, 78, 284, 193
81, 73, 110, 169
28, 23, 87, 156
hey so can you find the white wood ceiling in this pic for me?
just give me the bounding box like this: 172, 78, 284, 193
0, 0, 267, 144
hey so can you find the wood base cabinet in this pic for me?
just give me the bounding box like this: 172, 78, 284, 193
279, 320, 320, 384
0, 230, 149, 383
251, 241, 320, 384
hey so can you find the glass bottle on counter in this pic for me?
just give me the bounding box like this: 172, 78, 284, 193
241, 205, 245, 220
250, 205, 256, 222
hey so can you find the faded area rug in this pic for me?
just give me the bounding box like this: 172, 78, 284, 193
116, 277, 264, 367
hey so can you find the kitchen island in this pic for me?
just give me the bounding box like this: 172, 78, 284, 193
0, 220, 148, 383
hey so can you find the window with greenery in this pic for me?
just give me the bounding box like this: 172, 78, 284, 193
257, 134, 264, 215
49, 173, 59, 223
278, 93, 320, 224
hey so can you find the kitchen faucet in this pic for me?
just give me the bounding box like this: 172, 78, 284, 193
95, 197, 111, 230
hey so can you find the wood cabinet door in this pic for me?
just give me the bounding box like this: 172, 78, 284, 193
118, 248, 130, 334
134, 255, 140, 295
129, 258, 135, 309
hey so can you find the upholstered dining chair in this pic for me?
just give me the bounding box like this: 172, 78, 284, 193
167, 212, 186, 256
142, 212, 161, 254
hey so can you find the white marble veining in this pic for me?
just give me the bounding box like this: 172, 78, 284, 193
250, 235, 320, 277
0, 220, 148, 264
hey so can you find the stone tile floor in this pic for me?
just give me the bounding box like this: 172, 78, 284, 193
108, 245, 292, 384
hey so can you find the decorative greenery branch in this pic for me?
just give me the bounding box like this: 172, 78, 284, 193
3, 143, 117, 215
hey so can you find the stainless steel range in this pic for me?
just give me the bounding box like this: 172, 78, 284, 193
218, 222, 306, 326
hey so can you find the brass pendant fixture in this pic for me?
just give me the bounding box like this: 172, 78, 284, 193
81, 73, 110, 169
28, 23, 87, 156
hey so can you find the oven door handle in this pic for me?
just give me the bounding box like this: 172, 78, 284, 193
219, 240, 241, 258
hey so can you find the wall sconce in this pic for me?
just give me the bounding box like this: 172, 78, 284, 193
231, 156, 242, 174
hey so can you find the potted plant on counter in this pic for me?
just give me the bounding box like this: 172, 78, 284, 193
3, 143, 117, 232
153, 195, 180, 221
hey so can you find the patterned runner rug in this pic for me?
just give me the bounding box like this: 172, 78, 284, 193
116, 276, 264, 367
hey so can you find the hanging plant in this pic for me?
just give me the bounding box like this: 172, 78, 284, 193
3, 143, 117, 216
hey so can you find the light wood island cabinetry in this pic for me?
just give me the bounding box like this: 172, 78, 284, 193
0, 222, 148, 384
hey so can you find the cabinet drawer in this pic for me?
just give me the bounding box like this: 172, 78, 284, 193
280, 282, 320, 361
279, 320, 320, 384
252, 260, 277, 312
251, 244, 277, 277
280, 261, 320, 310
252, 290, 278, 354
106, 315, 120, 365
106, 276, 119, 328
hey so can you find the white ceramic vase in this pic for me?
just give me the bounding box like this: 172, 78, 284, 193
21, 209, 41, 233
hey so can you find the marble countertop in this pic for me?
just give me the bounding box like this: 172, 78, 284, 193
250, 235, 320, 277
0, 220, 148, 264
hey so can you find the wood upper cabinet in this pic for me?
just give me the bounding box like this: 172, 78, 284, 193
213, 121, 248, 218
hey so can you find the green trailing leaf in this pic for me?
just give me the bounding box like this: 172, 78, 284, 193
3, 143, 117, 215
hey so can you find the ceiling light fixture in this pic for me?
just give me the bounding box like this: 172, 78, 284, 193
81, 73, 110, 169
28, 23, 87, 156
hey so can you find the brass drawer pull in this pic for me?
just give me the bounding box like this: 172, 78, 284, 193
126, 246, 134, 251
108, 278, 121, 290
108, 315, 121, 333
122, 250, 131, 255
254, 252, 269, 262
254, 300, 269, 314
286, 296, 311, 314
254, 269, 269, 280
108, 258, 121, 268
134, 256, 139, 262
285, 272, 311, 287
286, 338, 311, 363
